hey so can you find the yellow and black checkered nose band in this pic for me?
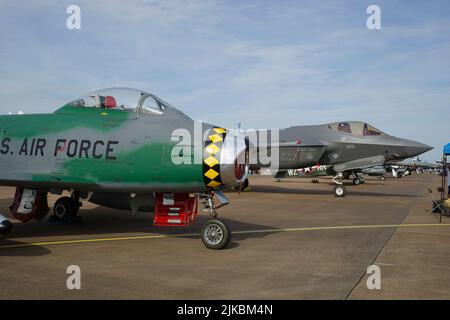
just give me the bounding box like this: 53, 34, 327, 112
203, 127, 227, 188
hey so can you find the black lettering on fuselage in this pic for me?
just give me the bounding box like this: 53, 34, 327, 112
50, 139, 119, 160
54, 139, 67, 156
30, 138, 36, 156
106, 141, 119, 160
0, 138, 10, 155
19, 139, 28, 155
67, 140, 78, 158
79, 140, 91, 158
35, 139, 46, 156
93, 141, 105, 159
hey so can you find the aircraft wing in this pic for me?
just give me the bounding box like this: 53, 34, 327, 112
411, 162, 435, 169
331, 155, 386, 173
0, 171, 97, 189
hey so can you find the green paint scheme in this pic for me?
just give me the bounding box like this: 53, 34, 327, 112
0, 88, 250, 252
0, 88, 248, 198
32, 142, 203, 186
0, 102, 209, 193
0, 106, 129, 138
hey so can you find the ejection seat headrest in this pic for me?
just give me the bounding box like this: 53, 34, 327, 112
104, 96, 117, 109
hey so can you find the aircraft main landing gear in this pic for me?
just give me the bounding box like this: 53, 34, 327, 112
51, 193, 82, 223
242, 178, 249, 190
234, 178, 250, 191
0, 214, 12, 235
351, 171, 365, 185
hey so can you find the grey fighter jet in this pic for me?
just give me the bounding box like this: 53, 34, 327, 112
249, 121, 432, 197
360, 165, 388, 180
390, 157, 437, 169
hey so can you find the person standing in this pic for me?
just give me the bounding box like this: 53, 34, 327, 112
448, 165, 450, 197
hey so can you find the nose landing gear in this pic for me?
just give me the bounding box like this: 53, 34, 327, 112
333, 185, 347, 197
201, 219, 231, 250
154, 192, 232, 250
332, 173, 347, 197
199, 192, 232, 250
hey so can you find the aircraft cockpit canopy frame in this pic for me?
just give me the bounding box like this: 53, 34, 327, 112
66, 87, 169, 117
327, 121, 385, 137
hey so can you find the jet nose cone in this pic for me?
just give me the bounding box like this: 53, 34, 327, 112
404, 141, 433, 157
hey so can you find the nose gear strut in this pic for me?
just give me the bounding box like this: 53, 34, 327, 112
332, 172, 347, 197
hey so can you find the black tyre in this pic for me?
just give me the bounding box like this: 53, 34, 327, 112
353, 177, 361, 185
0, 220, 12, 235
201, 219, 231, 250
53, 197, 78, 219
242, 178, 249, 190
334, 185, 346, 197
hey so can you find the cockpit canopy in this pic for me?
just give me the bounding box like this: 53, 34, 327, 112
65, 88, 169, 115
327, 121, 384, 136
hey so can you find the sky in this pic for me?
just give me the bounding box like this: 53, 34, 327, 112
0, 0, 449, 161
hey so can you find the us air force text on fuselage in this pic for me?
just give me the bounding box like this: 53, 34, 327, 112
0, 137, 119, 160
177, 304, 273, 318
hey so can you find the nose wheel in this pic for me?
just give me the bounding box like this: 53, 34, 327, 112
198, 192, 232, 249
332, 172, 347, 197
334, 185, 347, 197
201, 219, 231, 250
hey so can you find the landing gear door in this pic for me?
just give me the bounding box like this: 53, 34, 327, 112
18, 189, 37, 214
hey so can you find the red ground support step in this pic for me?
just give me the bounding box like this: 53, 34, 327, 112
153, 193, 198, 227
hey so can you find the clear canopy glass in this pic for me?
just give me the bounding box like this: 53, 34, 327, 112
327, 121, 384, 136
66, 88, 167, 115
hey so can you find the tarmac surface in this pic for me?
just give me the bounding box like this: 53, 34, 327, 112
0, 174, 449, 299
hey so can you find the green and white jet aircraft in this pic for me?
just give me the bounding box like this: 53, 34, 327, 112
0, 88, 249, 250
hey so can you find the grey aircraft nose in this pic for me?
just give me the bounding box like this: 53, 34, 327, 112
404, 140, 433, 157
